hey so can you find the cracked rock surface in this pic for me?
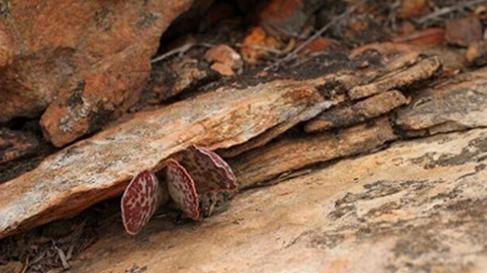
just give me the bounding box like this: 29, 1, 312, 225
68, 128, 487, 273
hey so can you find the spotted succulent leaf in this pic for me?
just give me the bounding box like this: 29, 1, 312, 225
121, 170, 163, 235
166, 159, 200, 220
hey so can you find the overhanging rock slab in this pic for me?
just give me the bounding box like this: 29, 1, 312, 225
0, 78, 331, 239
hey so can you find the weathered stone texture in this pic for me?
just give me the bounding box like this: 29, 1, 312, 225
0, 77, 330, 239
305, 90, 409, 133
396, 68, 487, 135
233, 118, 397, 188
348, 56, 441, 100
0, 0, 194, 146
67, 128, 487, 273
137, 57, 215, 107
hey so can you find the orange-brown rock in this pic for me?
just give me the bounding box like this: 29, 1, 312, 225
445, 16, 482, 47
0, 128, 39, 164
397, 0, 429, 19
40, 46, 151, 147
204, 44, 243, 76
0, 77, 332, 239
0, 0, 193, 129
240, 26, 280, 64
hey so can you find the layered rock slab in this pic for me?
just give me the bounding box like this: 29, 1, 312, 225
68, 128, 487, 273
304, 90, 409, 133
0, 77, 331, 239
396, 67, 487, 135
233, 118, 398, 188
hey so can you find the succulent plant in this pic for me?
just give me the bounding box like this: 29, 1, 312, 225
121, 145, 237, 235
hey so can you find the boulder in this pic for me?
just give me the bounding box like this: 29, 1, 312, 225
0, 0, 194, 144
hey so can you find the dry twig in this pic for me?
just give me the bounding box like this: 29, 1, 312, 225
53, 244, 70, 270
416, 0, 487, 24
265, 0, 367, 71
151, 43, 213, 64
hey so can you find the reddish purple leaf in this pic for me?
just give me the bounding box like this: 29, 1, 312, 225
182, 144, 238, 193
121, 170, 162, 235
166, 159, 200, 220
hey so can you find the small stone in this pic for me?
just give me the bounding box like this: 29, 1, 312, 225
397, 0, 429, 19
445, 16, 482, 47
240, 26, 279, 64
300, 37, 336, 55
205, 44, 243, 76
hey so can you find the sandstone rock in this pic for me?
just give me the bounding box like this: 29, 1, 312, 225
67, 128, 487, 273
220, 51, 442, 157
218, 99, 337, 158
233, 118, 397, 188
40, 45, 151, 147
0, 128, 39, 164
0, 77, 332, 239
396, 68, 487, 135
204, 44, 243, 76
445, 16, 482, 47
304, 90, 409, 133
348, 56, 441, 100
0, 0, 193, 126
